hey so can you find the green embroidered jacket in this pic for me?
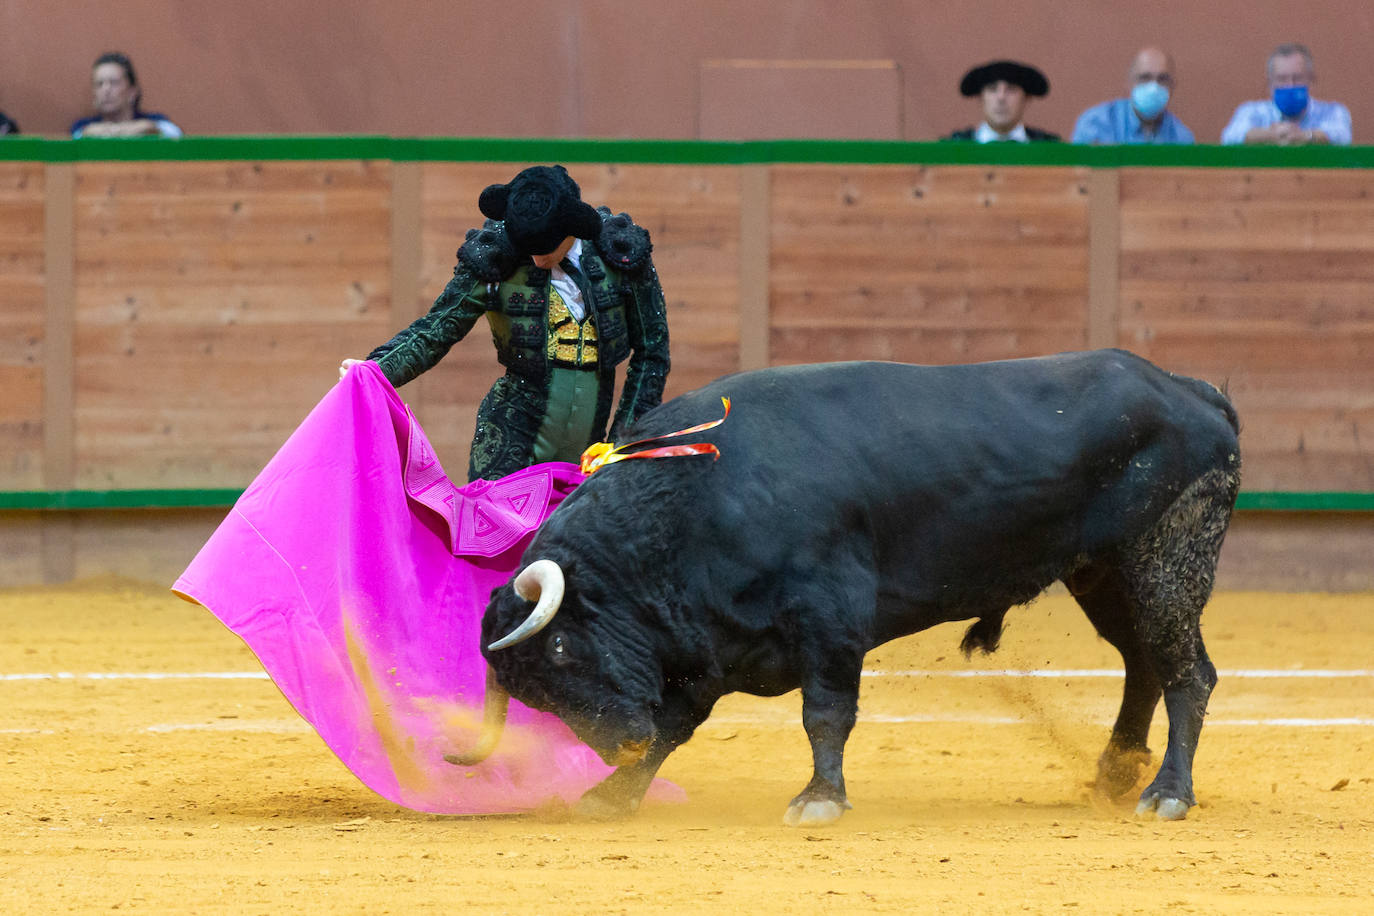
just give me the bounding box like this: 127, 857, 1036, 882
368, 208, 670, 481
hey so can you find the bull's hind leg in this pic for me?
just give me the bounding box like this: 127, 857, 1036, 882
784, 585, 869, 827
786, 656, 863, 827
1117, 468, 1238, 820
1065, 564, 1162, 799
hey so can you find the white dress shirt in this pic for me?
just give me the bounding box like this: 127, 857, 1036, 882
974, 121, 1030, 143
549, 238, 587, 321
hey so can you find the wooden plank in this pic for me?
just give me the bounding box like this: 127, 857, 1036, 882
1086, 169, 1120, 349
77, 241, 392, 282
0, 163, 45, 490
43, 164, 75, 583
1121, 326, 1374, 370
1121, 201, 1374, 251
76, 161, 394, 195
389, 161, 423, 411
1130, 249, 1374, 284
70, 198, 394, 240
771, 326, 1089, 366
1121, 279, 1374, 321
68, 282, 392, 325
1120, 168, 1374, 203
738, 165, 770, 370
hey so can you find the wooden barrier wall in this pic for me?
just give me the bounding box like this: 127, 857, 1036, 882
2, 154, 1373, 587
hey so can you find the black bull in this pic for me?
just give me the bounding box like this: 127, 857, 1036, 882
453, 349, 1242, 825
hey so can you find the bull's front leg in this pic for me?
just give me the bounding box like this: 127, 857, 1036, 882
573, 741, 674, 820
786, 663, 862, 827
574, 688, 715, 820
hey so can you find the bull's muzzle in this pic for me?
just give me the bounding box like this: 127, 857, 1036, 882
608, 737, 652, 767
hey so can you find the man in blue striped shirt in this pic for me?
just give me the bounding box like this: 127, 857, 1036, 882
1072, 47, 1194, 145
1221, 43, 1351, 146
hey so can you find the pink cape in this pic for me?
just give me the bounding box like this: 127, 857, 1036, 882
173, 362, 683, 814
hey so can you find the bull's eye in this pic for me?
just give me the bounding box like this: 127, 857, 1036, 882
548, 633, 569, 663
551, 635, 565, 654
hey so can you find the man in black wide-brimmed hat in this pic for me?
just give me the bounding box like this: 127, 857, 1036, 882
341, 165, 670, 481
944, 60, 1060, 142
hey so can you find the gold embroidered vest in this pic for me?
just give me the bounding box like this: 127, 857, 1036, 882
546, 285, 598, 369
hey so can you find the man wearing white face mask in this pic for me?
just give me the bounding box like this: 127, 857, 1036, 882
1221, 43, 1351, 145
1072, 47, 1194, 144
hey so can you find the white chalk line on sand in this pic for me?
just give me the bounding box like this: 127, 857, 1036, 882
710, 714, 1374, 728
2, 670, 1368, 733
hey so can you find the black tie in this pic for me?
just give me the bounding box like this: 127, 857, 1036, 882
560, 258, 586, 290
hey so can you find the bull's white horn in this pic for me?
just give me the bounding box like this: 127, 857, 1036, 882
487, 559, 565, 651
443, 667, 510, 767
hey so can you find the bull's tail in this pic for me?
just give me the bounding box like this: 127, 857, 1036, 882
960, 609, 1008, 657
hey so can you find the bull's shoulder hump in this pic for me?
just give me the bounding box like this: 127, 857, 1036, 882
647, 352, 1181, 425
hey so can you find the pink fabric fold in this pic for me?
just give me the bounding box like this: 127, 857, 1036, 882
173, 361, 683, 814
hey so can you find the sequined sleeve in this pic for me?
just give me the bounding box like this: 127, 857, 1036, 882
367, 266, 489, 387
610, 259, 671, 439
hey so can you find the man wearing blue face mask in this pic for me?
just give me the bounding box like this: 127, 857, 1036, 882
1072, 47, 1195, 145
1221, 43, 1351, 145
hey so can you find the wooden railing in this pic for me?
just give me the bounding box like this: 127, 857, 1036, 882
3, 138, 1373, 503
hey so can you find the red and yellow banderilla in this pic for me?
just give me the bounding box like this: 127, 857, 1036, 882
580, 397, 731, 476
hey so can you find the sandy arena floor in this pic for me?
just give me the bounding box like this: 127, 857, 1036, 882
1, 580, 1371, 914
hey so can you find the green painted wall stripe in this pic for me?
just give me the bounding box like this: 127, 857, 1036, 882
3, 136, 1374, 168
0, 489, 245, 510
1233, 491, 1374, 512
0, 489, 1372, 512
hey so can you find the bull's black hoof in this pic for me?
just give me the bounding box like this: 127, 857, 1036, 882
1094, 746, 1152, 799
1134, 791, 1190, 821
783, 799, 846, 827
1135, 767, 1196, 821
783, 781, 851, 827
573, 789, 640, 821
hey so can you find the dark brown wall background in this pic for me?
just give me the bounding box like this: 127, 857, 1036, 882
3, 1, 1370, 143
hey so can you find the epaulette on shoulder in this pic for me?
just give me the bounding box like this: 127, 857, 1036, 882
592, 207, 653, 273
456, 219, 519, 282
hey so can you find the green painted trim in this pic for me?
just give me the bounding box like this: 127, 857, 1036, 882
1234, 491, 1374, 512
0, 488, 1372, 512
0, 489, 243, 511
3, 135, 1374, 168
